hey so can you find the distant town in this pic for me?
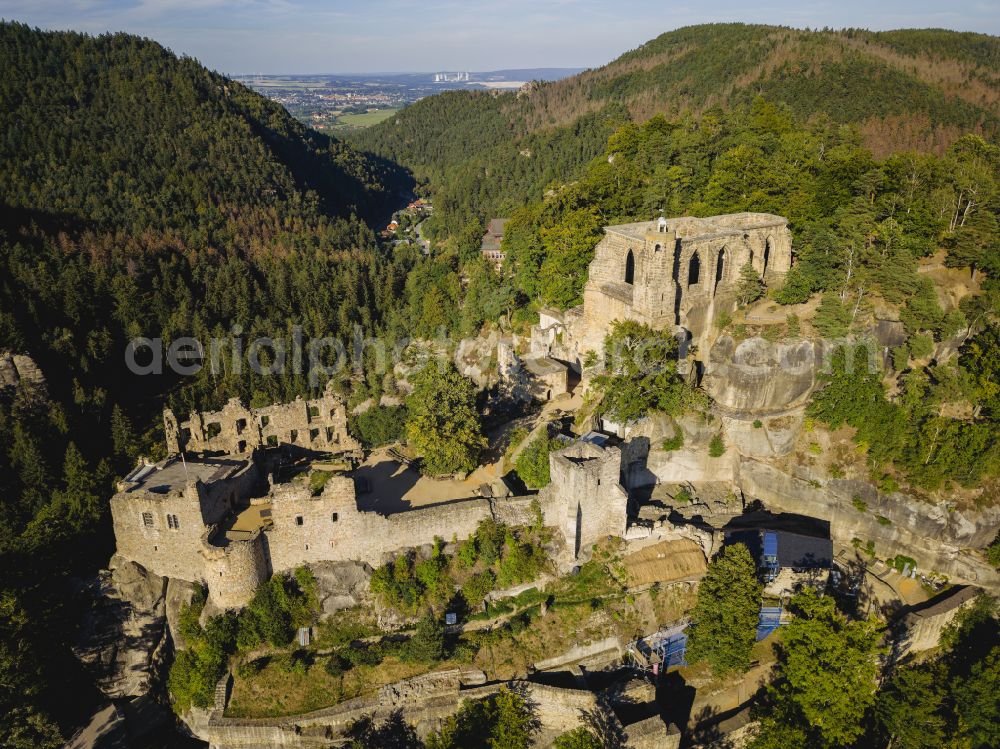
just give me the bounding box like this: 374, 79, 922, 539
234, 68, 584, 130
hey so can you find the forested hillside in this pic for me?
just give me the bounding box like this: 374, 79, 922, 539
353, 24, 1000, 236
0, 23, 416, 746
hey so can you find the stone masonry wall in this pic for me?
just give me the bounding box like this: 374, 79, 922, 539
165, 384, 359, 456
545, 442, 628, 558
111, 459, 258, 585
202, 531, 270, 609
265, 476, 495, 572
564, 213, 793, 355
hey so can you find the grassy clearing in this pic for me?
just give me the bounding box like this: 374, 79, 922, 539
227, 654, 445, 718
333, 108, 399, 129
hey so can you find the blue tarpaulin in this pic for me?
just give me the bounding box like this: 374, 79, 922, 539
762, 531, 780, 580
658, 632, 689, 668
756, 606, 784, 641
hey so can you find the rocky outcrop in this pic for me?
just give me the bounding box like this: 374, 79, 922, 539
0, 351, 45, 391
164, 577, 198, 650
737, 460, 1000, 592
702, 336, 827, 459
309, 560, 372, 615
703, 336, 820, 415
74, 556, 169, 700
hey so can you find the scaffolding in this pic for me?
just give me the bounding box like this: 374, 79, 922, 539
626, 622, 689, 675
756, 605, 784, 641
761, 530, 780, 582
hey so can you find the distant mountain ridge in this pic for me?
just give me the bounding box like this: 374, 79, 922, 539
351, 22, 999, 235
0, 21, 401, 249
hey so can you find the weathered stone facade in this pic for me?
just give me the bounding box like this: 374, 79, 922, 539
530, 213, 793, 368
164, 383, 359, 456
110, 438, 630, 608
548, 441, 629, 558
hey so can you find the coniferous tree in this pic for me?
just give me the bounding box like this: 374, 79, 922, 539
686, 542, 762, 676
749, 592, 884, 749
736, 261, 765, 306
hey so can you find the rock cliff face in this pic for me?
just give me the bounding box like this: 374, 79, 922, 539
701, 336, 827, 459
703, 336, 820, 415
631, 423, 1000, 593
0, 351, 45, 391
73, 556, 169, 700
737, 461, 1000, 591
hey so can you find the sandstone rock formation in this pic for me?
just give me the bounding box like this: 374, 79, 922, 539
74, 556, 169, 700
310, 560, 372, 615
0, 351, 45, 391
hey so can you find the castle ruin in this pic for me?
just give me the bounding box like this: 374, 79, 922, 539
525, 212, 792, 374
110, 435, 629, 609
163, 383, 359, 456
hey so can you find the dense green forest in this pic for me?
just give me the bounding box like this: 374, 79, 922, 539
0, 22, 417, 745
390, 96, 1000, 494
1, 19, 999, 747
353, 23, 1000, 238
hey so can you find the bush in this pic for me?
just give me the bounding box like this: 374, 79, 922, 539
236, 658, 264, 679
405, 612, 447, 663
988, 536, 1000, 569
909, 333, 935, 359
708, 434, 726, 457
342, 644, 384, 667
753, 419, 763, 429
662, 425, 684, 450
236, 572, 318, 650
514, 433, 560, 488
349, 404, 408, 448
891, 344, 910, 371
496, 530, 544, 589
554, 727, 602, 749
462, 570, 496, 608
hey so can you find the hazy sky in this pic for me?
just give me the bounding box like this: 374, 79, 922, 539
2, 0, 998, 74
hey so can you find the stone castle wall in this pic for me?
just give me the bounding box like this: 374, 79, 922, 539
202, 531, 270, 609
110, 458, 261, 586
165, 385, 359, 456
547, 442, 628, 558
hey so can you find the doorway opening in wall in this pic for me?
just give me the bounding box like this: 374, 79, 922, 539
624, 249, 635, 284
764, 238, 771, 275
295, 515, 303, 526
